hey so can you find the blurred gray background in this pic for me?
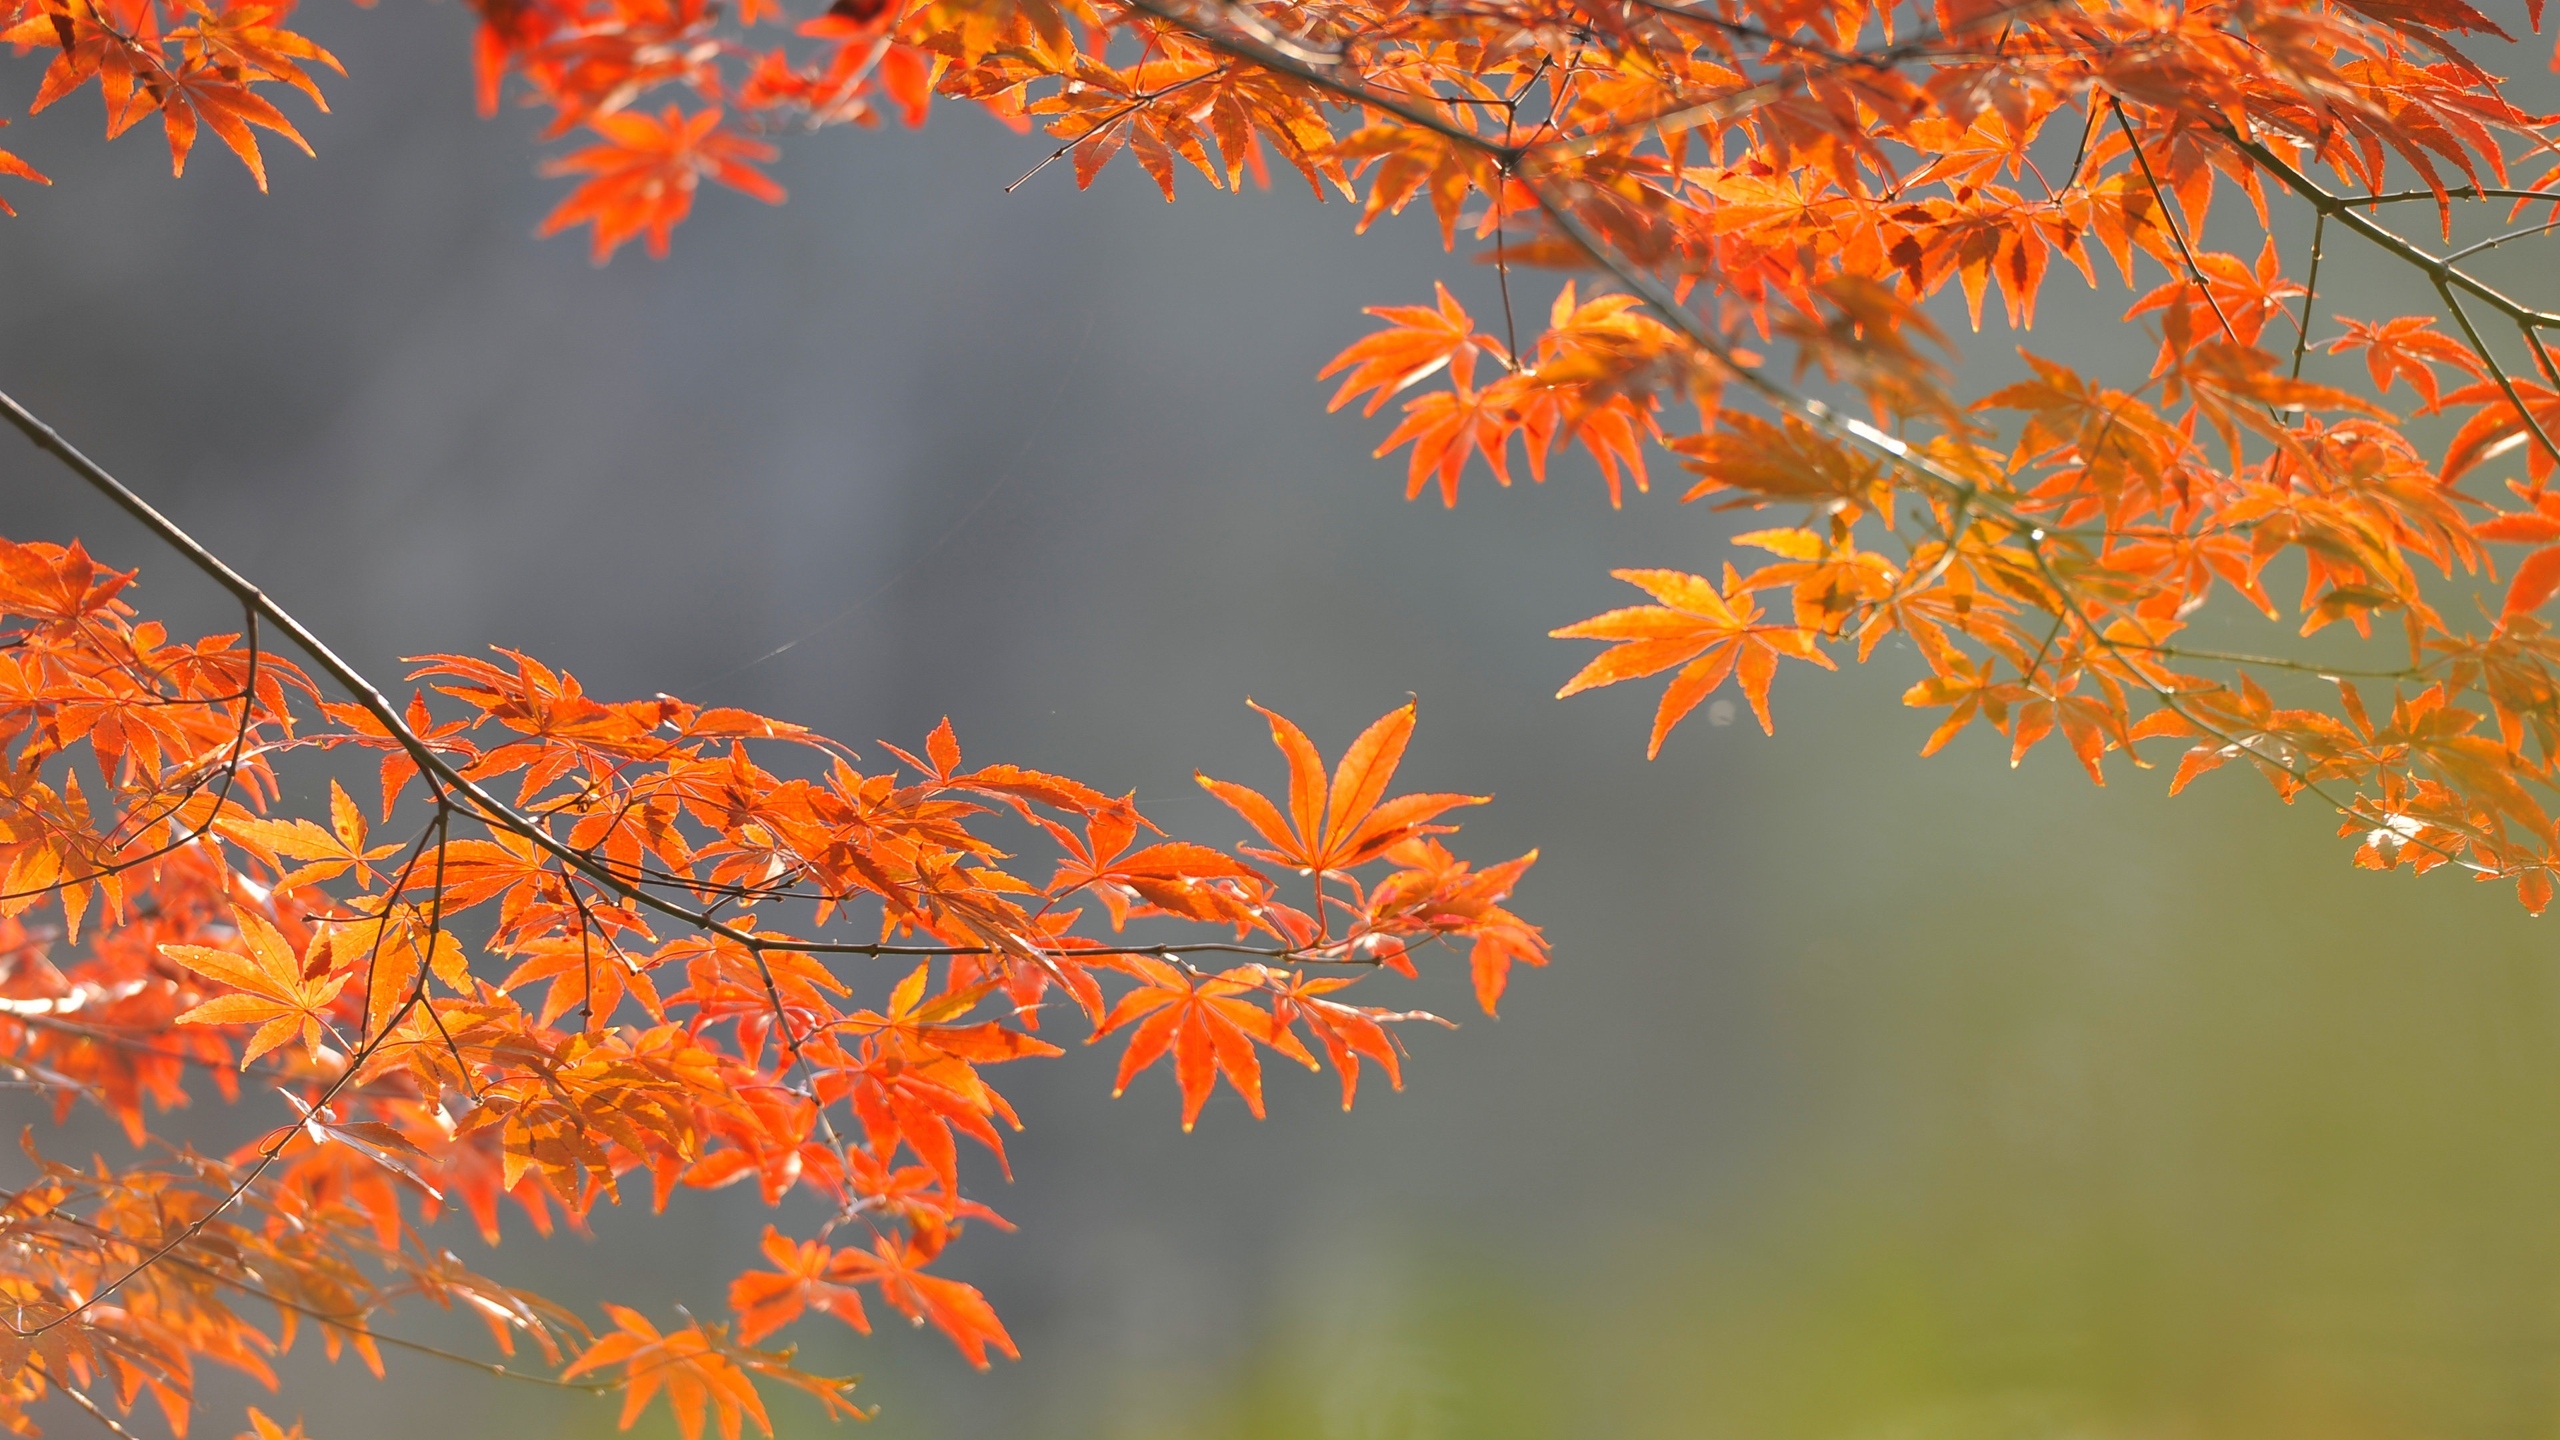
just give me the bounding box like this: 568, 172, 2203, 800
12, 11, 2560, 1438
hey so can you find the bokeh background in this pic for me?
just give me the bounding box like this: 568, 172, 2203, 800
10, 10, 2560, 1437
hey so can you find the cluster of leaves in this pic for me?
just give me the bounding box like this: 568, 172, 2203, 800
0, 535, 1542, 1437
0, 0, 338, 201
14, 0, 2560, 909
323, 0, 2560, 914
1305, 0, 2560, 913
21, 0, 2560, 1428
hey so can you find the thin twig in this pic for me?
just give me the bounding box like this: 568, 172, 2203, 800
2290, 208, 2325, 381
59, 1387, 145, 1440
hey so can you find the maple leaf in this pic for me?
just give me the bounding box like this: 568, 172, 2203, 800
158, 55, 315, 190
319, 689, 477, 820
1195, 701, 1484, 878
237, 1408, 309, 1440
163, 908, 350, 1065
1261, 969, 1404, 1108
1333, 122, 1496, 246
1552, 566, 1836, 755
1364, 835, 1545, 1015
1320, 283, 1499, 417
837, 962, 1063, 1064
1732, 526, 1899, 638
2124, 240, 2304, 357
169, 0, 342, 111
729, 1227, 874, 1346
498, 931, 664, 1029
0, 120, 49, 214
560, 1307, 773, 1440
1374, 380, 1524, 506
0, 765, 119, 941
2442, 379, 2560, 485
823, 1230, 1019, 1367
1042, 802, 1264, 929
2504, 547, 2560, 622
217, 778, 403, 891
2326, 314, 2484, 412
1093, 955, 1315, 1129
539, 107, 787, 263
1673, 415, 1899, 524
1510, 281, 1681, 501
18, 0, 169, 143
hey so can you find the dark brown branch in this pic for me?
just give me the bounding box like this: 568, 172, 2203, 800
2230, 134, 2560, 329
2290, 208, 2326, 381
0, 389, 1109, 974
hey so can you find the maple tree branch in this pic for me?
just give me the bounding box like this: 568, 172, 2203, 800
2216, 134, 2560, 475
2330, 186, 2560, 208
27, 1203, 614, 1395
2110, 98, 2245, 351
354, 818, 451, 1047
2114, 643, 2421, 681
10, 1055, 385, 1337
1607, 0, 1865, 64
2433, 275, 2560, 473
58, 1386, 146, 1440
2055, 101, 2101, 194
2017, 606, 2067, 692
2290, 208, 2325, 381
2015, 535, 2489, 876
0, 388, 466, 809
6, 806, 478, 1341
412, 808, 479, 1099
0, 604, 268, 907
1492, 200, 1521, 366
1, 388, 1429, 1335
1554, 0, 2064, 154
2440, 214, 2560, 268
1005, 66, 1228, 192
2229, 134, 2560, 330
245, 1302, 609, 1394
2525, 323, 2560, 387
92, 605, 261, 850
1115, 0, 1508, 159
1518, 181, 1998, 515
0, 1009, 227, 1070
1111, 0, 2060, 525
0, 386, 1154, 979
737, 928, 861, 1175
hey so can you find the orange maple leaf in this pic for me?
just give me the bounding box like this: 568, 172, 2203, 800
823, 1230, 1019, 1368
559, 1307, 773, 1440
539, 106, 788, 263
1194, 701, 1484, 877
159, 55, 315, 189
1320, 282, 1498, 417
237, 1409, 309, 1440
2443, 378, 2560, 485
0, 120, 49, 215
2326, 313, 2484, 411
1552, 565, 1837, 756
163, 908, 350, 1066
730, 1227, 874, 1346
1262, 969, 1405, 1108
1092, 955, 1316, 1129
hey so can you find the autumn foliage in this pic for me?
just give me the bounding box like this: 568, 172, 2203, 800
9, 0, 2560, 1432
0, 523, 1542, 1435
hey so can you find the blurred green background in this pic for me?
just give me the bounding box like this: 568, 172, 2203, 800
9, 9, 2560, 1437
1093, 699, 2560, 1440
